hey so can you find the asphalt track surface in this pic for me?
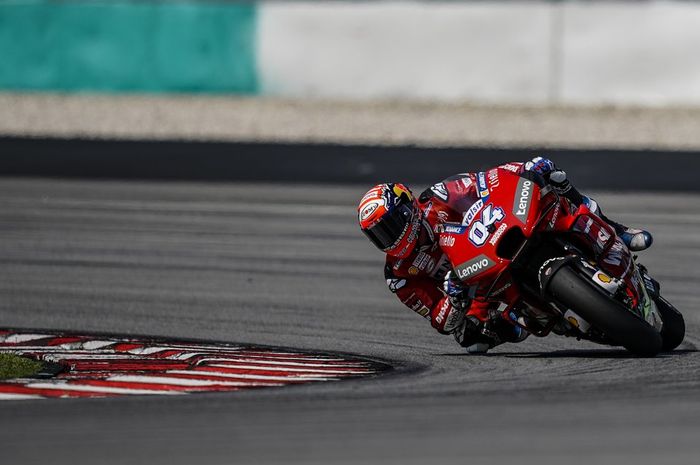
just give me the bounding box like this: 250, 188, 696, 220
0, 178, 698, 465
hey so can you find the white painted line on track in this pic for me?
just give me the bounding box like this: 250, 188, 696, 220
106, 375, 283, 387
126, 346, 240, 355
0, 393, 44, 400
193, 357, 368, 368
26, 382, 183, 396
206, 363, 372, 374
2, 334, 54, 343
82, 341, 118, 350
167, 370, 336, 382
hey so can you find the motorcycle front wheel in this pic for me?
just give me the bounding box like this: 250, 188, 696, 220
654, 295, 685, 351
547, 265, 663, 357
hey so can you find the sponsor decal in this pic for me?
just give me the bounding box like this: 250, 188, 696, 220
436, 210, 449, 223
444, 224, 467, 234
430, 182, 449, 202
461, 177, 473, 190
435, 299, 452, 324
439, 235, 456, 248
444, 305, 465, 332
596, 227, 612, 249
477, 172, 489, 198
360, 186, 383, 204
423, 201, 433, 217
416, 306, 430, 318
455, 255, 495, 280
490, 282, 511, 296
359, 200, 382, 221
0, 330, 385, 400
411, 252, 435, 274
461, 199, 484, 226
435, 300, 451, 325
387, 278, 407, 293
501, 163, 521, 173
603, 240, 624, 267
409, 298, 424, 312
537, 257, 567, 289
564, 310, 591, 333
547, 203, 561, 230
591, 270, 620, 294
487, 169, 500, 189
488, 223, 508, 246
573, 216, 594, 235
512, 178, 533, 224
394, 212, 422, 257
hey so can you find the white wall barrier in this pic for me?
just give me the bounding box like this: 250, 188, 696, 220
258, 1, 700, 105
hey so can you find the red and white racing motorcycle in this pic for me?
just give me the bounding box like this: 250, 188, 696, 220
440, 168, 685, 356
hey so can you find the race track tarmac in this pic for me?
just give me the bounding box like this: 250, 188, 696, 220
0, 178, 698, 465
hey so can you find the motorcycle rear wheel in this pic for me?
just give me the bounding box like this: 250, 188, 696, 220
548, 265, 663, 357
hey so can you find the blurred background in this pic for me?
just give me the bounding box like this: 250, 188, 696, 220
1, 0, 700, 174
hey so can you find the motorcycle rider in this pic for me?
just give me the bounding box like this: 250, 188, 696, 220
357, 157, 653, 353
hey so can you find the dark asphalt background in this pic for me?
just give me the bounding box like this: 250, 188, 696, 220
0, 177, 697, 464
2, 136, 700, 190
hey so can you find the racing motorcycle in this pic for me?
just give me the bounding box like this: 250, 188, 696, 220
440, 167, 685, 356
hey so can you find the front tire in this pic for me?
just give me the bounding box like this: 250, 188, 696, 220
548, 266, 663, 356
655, 296, 685, 351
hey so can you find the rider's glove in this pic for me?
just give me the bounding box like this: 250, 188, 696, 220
430, 271, 473, 334
443, 270, 471, 309
524, 156, 556, 178
527, 157, 587, 207
430, 298, 468, 334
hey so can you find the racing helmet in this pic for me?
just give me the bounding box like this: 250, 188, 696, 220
358, 183, 422, 258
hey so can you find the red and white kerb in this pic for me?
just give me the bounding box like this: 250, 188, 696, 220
0, 330, 387, 400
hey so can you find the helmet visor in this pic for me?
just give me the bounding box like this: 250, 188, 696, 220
363, 203, 414, 251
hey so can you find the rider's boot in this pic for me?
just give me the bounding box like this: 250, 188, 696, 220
454, 316, 529, 354
549, 170, 653, 251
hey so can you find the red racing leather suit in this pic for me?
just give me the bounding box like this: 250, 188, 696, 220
384, 162, 526, 338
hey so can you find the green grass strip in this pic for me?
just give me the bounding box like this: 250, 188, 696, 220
0, 353, 44, 380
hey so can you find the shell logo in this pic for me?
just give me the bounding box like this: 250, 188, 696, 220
567, 316, 580, 328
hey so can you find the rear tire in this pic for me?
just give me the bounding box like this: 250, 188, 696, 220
548, 265, 663, 357
655, 296, 685, 351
